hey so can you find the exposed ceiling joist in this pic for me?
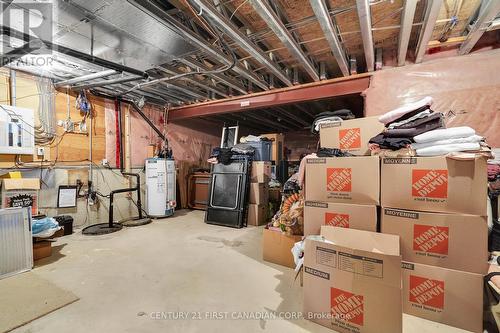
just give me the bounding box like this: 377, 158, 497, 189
309, 0, 350, 76
168, 75, 370, 120
244, 112, 291, 131
248, 0, 319, 81
415, 0, 443, 63
275, 107, 309, 127
160, 82, 206, 100
186, 0, 293, 86
178, 58, 248, 95
131, 0, 267, 90
264, 109, 303, 129
356, 0, 375, 72
397, 0, 418, 66
157, 66, 228, 98
72, 76, 145, 90
459, 0, 500, 55
55, 70, 118, 87
293, 104, 316, 120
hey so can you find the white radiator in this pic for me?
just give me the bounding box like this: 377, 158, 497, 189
0, 207, 33, 279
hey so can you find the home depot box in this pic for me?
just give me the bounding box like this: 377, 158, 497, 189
262, 228, 301, 268
1, 178, 40, 215
248, 204, 267, 226
304, 201, 377, 236
381, 155, 487, 216
249, 182, 269, 204
381, 208, 488, 274
319, 116, 385, 156
250, 161, 271, 183
304, 226, 402, 333
402, 261, 483, 333
305, 156, 380, 205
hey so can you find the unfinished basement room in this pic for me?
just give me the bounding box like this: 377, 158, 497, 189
0, 0, 500, 332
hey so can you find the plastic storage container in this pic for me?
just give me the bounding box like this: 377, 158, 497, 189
248, 141, 272, 161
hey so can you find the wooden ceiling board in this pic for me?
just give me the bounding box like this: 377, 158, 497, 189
371, 0, 403, 51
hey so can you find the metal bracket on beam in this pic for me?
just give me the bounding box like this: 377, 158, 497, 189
375, 48, 383, 70
319, 61, 327, 80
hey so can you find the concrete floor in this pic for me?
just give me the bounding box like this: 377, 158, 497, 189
14, 210, 469, 333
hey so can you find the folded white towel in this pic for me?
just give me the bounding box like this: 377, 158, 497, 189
416, 142, 480, 156
413, 126, 476, 143
387, 110, 432, 129
378, 96, 433, 124
411, 134, 483, 150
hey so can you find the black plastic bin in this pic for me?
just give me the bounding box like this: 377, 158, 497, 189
54, 215, 74, 235
247, 141, 272, 161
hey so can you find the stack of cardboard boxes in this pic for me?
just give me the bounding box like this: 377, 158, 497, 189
247, 161, 271, 226
303, 117, 404, 333
380, 155, 488, 333
302, 116, 488, 333
304, 117, 383, 236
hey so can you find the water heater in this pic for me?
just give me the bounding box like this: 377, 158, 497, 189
145, 158, 176, 217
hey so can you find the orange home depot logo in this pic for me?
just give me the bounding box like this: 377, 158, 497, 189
339, 128, 361, 149
326, 168, 352, 192
331, 287, 364, 326
412, 169, 448, 198
413, 225, 449, 255
409, 275, 445, 309
325, 212, 350, 228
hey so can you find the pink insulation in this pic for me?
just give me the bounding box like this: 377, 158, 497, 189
105, 102, 221, 168
364, 49, 500, 147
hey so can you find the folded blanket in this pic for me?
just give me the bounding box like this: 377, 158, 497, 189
313, 116, 342, 133
369, 133, 413, 150
388, 110, 432, 129
379, 96, 433, 124
411, 134, 483, 150
383, 113, 445, 138
416, 142, 480, 156
414, 126, 476, 143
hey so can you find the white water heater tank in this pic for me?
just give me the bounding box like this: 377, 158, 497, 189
145, 158, 176, 217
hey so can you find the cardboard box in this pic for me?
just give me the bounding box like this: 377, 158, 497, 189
262, 228, 301, 268
250, 161, 271, 183
261, 133, 284, 163
319, 116, 385, 156
305, 156, 380, 205
1, 178, 40, 215
33, 241, 52, 261
304, 201, 377, 236
402, 261, 483, 333
381, 155, 487, 216
249, 182, 269, 204
248, 204, 267, 226
304, 226, 402, 333
381, 208, 488, 274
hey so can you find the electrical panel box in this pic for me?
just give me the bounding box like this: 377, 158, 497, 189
0, 105, 35, 155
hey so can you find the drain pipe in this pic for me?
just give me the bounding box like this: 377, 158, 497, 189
9, 70, 16, 106
115, 98, 124, 171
